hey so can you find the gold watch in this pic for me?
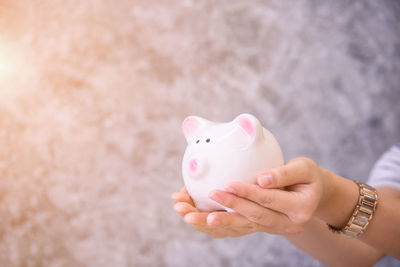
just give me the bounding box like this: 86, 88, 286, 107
327, 180, 379, 238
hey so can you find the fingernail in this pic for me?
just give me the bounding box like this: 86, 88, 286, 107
208, 214, 220, 226
209, 191, 224, 203
184, 213, 194, 223
258, 173, 273, 187
224, 186, 237, 194
174, 202, 184, 212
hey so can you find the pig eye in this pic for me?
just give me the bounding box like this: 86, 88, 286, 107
206, 138, 210, 143
196, 140, 200, 144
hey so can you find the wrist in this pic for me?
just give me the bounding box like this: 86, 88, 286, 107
314, 168, 337, 219
316, 168, 335, 214
315, 170, 359, 228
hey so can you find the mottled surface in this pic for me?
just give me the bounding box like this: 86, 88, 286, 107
0, 0, 399, 266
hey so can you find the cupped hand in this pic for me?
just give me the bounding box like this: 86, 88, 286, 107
209, 157, 333, 235
172, 187, 269, 238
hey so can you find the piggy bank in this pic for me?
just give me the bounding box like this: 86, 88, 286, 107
181, 113, 284, 211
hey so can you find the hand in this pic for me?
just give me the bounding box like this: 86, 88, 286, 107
172, 187, 269, 238
208, 157, 335, 235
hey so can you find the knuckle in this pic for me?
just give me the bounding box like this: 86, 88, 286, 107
288, 157, 319, 182
279, 167, 289, 184
259, 194, 273, 206
223, 195, 235, 208
299, 157, 317, 171
248, 212, 265, 223
238, 184, 251, 198
271, 169, 285, 188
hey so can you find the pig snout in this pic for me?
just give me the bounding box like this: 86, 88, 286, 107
186, 157, 207, 178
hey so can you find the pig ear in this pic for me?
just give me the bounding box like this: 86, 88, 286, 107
182, 116, 214, 143
233, 113, 263, 143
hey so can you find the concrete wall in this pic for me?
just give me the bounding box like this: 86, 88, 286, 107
0, 0, 399, 266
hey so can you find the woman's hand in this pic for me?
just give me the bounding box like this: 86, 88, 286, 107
173, 157, 353, 237
172, 187, 269, 238
173, 156, 400, 260
208, 157, 337, 234
208, 157, 344, 234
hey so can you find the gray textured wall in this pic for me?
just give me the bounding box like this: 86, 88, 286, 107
0, 0, 399, 266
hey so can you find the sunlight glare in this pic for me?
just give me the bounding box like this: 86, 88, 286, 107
0, 42, 17, 79
0, 40, 30, 96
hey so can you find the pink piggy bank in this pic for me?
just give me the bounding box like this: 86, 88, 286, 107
181, 113, 284, 211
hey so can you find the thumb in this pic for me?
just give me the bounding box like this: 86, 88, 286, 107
257, 157, 317, 189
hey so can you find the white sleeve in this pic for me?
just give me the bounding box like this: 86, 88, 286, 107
367, 145, 400, 191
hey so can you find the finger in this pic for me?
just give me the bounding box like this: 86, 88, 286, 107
207, 211, 257, 230
171, 192, 182, 202
208, 210, 300, 236
181, 209, 245, 238
184, 212, 209, 225
225, 182, 303, 214
181, 187, 195, 206
257, 157, 318, 189
187, 212, 264, 238
174, 202, 197, 217
206, 212, 262, 238
186, 212, 239, 238
172, 187, 195, 206
171, 191, 194, 205
184, 212, 212, 235
180, 186, 188, 194
209, 190, 292, 229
